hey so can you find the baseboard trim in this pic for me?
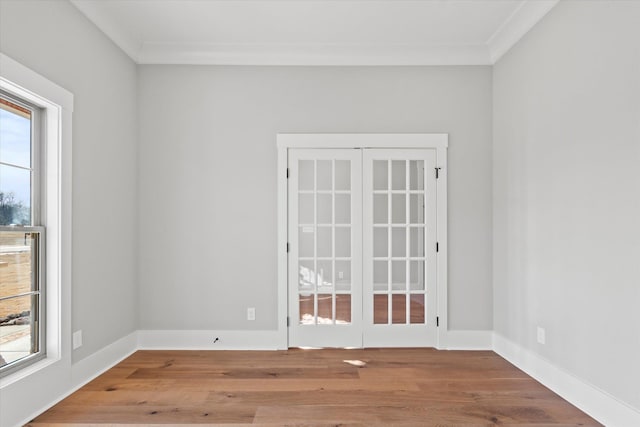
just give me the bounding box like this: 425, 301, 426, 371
444, 330, 493, 350
71, 331, 138, 387
137, 329, 282, 350
13, 331, 138, 427
493, 332, 640, 426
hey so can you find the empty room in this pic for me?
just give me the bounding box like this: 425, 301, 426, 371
0, 0, 638, 425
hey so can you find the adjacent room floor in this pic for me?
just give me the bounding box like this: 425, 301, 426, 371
28, 348, 600, 426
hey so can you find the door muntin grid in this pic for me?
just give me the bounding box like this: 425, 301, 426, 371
371, 158, 428, 325
297, 158, 354, 326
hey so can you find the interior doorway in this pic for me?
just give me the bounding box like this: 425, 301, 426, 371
278, 134, 448, 348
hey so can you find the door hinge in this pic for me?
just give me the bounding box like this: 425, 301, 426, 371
436, 316, 440, 327
286, 242, 290, 253
287, 316, 290, 327
435, 167, 441, 179
286, 168, 289, 178
436, 242, 439, 252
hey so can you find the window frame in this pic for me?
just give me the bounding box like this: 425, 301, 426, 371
0, 52, 72, 400
0, 90, 47, 376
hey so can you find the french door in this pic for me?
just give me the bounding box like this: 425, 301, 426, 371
288, 148, 438, 348
288, 149, 363, 347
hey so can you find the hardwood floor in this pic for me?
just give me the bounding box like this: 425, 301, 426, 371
28, 348, 601, 426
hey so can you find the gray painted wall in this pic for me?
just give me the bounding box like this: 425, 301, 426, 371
493, 0, 640, 410
0, 0, 139, 363
138, 65, 493, 331
139, 66, 492, 330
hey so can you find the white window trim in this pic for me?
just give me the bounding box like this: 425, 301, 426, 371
276, 134, 449, 349
0, 53, 73, 396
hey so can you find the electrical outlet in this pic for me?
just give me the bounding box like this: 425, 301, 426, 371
338, 271, 344, 279
73, 330, 83, 349
247, 307, 256, 321
537, 327, 546, 345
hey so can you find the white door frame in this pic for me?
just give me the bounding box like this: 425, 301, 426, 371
276, 134, 449, 349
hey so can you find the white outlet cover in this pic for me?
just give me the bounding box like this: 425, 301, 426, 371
73, 330, 83, 349
247, 307, 256, 321
537, 327, 546, 344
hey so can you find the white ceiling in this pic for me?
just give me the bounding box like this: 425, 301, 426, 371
70, 0, 558, 65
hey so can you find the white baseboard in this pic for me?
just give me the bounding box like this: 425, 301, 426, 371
11, 331, 138, 427
71, 331, 138, 387
137, 329, 283, 350
444, 330, 493, 350
493, 332, 640, 426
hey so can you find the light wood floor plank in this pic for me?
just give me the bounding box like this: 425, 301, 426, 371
27, 348, 601, 426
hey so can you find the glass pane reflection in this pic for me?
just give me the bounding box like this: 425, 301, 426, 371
410, 294, 425, 324
299, 294, 314, 324
298, 193, 314, 224
317, 294, 332, 324
373, 295, 388, 324
391, 160, 406, 190
317, 260, 333, 290
335, 260, 351, 292
392, 294, 406, 324
335, 194, 350, 224
317, 226, 332, 257
298, 260, 315, 292
317, 194, 332, 224
317, 160, 332, 191
336, 295, 351, 324
392, 194, 406, 224
299, 160, 314, 191
373, 160, 387, 190
409, 160, 424, 190
334, 160, 350, 191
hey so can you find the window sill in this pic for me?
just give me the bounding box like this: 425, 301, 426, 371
0, 355, 61, 389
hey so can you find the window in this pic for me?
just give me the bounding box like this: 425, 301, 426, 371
0, 93, 45, 375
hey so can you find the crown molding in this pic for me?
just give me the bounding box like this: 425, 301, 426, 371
137, 42, 492, 66
70, 0, 141, 62
70, 0, 558, 66
487, 0, 559, 63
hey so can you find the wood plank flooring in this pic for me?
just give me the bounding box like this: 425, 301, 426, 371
27, 348, 601, 426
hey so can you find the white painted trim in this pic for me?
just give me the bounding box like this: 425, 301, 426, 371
276, 139, 289, 350
137, 42, 491, 66
493, 333, 640, 426
71, 1, 556, 66
69, 0, 141, 62
8, 332, 137, 427
435, 146, 448, 349
444, 330, 492, 350
70, 331, 138, 387
277, 134, 448, 349
138, 330, 282, 350
487, 0, 558, 63
277, 134, 448, 150
0, 54, 73, 112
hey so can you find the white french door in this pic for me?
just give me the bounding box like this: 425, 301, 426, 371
288, 147, 438, 348
362, 149, 437, 347
288, 149, 363, 348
